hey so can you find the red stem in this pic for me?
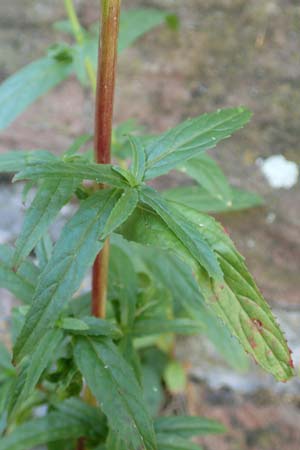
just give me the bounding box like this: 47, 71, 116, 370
92, 0, 121, 319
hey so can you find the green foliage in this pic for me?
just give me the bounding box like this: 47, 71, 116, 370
179, 153, 233, 206
0, 2, 294, 450
13, 160, 128, 189
121, 199, 293, 381
13, 178, 79, 268
0, 245, 39, 304
13, 189, 122, 363
0, 398, 105, 450
0, 57, 73, 131
154, 415, 226, 437
144, 107, 251, 179
0, 150, 55, 173
139, 186, 222, 279
74, 336, 156, 450
9, 329, 64, 416
163, 360, 187, 394
0, 8, 169, 130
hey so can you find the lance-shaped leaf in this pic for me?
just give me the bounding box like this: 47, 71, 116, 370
74, 336, 157, 450
139, 186, 222, 280
154, 416, 226, 437
0, 57, 73, 131
164, 185, 263, 213
120, 202, 293, 380
13, 177, 79, 268
0, 150, 55, 173
0, 244, 39, 304
172, 204, 294, 381
102, 189, 139, 239
9, 328, 64, 415
144, 107, 251, 179
59, 316, 122, 339
14, 160, 128, 189
128, 135, 146, 183
13, 189, 121, 363
178, 154, 232, 206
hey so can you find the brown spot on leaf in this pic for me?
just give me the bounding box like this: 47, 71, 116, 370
249, 337, 257, 349
222, 226, 230, 236
252, 318, 263, 332
288, 358, 294, 369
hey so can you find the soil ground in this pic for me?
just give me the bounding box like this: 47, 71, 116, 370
0, 1, 299, 449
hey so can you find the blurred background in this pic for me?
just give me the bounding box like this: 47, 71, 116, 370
0, 1, 299, 449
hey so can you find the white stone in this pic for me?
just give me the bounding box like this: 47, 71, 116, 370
257, 154, 299, 189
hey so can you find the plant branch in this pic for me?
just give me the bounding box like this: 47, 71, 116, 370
64, 0, 97, 92
92, 0, 121, 318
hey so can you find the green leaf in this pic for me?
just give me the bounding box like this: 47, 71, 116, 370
13, 189, 121, 363
164, 185, 263, 213
102, 189, 139, 239
163, 361, 187, 394
113, 241, 249, 371
123, 205, 293, 380
156, 434, 202, 450
75, 8, 169, 87
155, 416, 226, 437
118, 9, 168, 53
0, 409, 92, 450
133, 319, 202, 337
144, 107, 252, 179
54, 397, 107, 440
35, 233, 53, 270
179, 154, 232, 206
9, 329, 64, 415
13, 177, 79, 268
0, 244, 39, 304
109, 243, 138, 327
139, 186, 222, 280
173, 204, 294, 381
128, 135, 146, 183
142, 366, 164, 417
0, 57, 73, 131
14, 160, 128, 189
74, 336, 156, 450
59, 316, 122, 339
0, 150, 55, 173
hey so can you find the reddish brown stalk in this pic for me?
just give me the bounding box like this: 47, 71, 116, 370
77, 2, 121, 450
76, 438, 85, 450
92, 0, 121, 319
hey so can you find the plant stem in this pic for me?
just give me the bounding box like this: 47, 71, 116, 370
92, 0, 121, 319
64, 0, 97, 93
